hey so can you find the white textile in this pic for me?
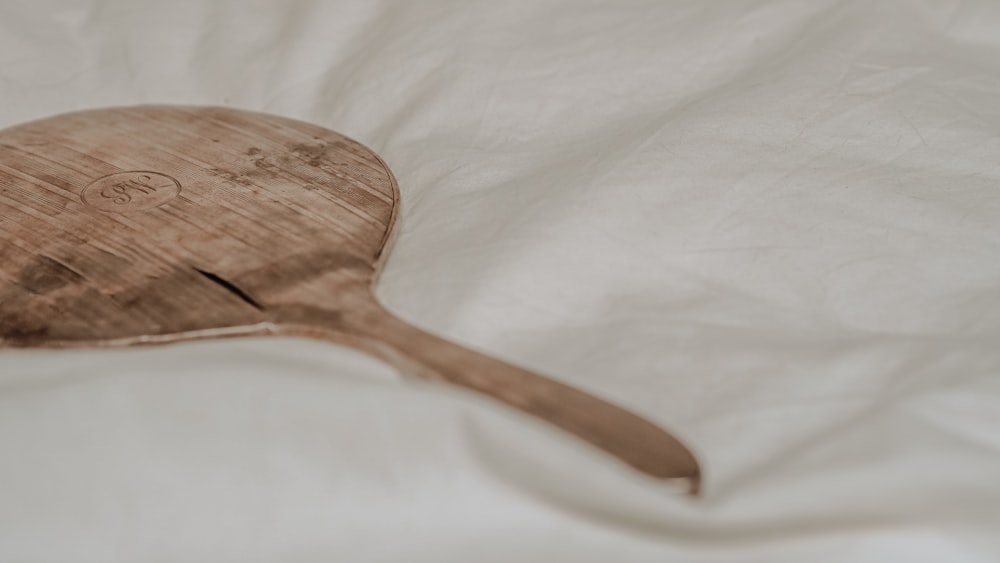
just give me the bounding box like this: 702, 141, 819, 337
2, 1, 999, 561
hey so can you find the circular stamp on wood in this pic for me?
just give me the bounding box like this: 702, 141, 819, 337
82, 171, 181, 212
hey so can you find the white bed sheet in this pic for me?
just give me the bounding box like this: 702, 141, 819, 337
2, 1, 999, 561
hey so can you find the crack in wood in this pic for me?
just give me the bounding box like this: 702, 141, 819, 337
192, 268, 264, 311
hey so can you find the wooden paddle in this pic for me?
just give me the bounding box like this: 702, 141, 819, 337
0, 105, 699, 490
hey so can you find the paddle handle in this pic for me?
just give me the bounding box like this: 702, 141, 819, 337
278, 302, 700, 489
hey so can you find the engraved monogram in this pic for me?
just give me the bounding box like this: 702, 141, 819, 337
82, 171, 181, 212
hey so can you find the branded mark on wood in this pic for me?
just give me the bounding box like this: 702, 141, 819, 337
82, 171, 180, 212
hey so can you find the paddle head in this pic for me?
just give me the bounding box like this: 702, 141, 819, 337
0, 105, 397, 345
0, 106, 701, 489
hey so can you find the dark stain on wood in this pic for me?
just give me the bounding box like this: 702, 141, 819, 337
17, 256, 84, 294
0, 308, 51, 342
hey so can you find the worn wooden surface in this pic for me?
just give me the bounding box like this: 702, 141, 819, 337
0, 106, 699, 489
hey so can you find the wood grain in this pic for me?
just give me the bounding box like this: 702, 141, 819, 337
0, 105, 700, 490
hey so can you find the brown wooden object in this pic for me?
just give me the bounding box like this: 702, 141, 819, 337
0, 106, 699, 490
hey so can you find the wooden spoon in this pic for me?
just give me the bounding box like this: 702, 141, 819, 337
0, 105, 699, 490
